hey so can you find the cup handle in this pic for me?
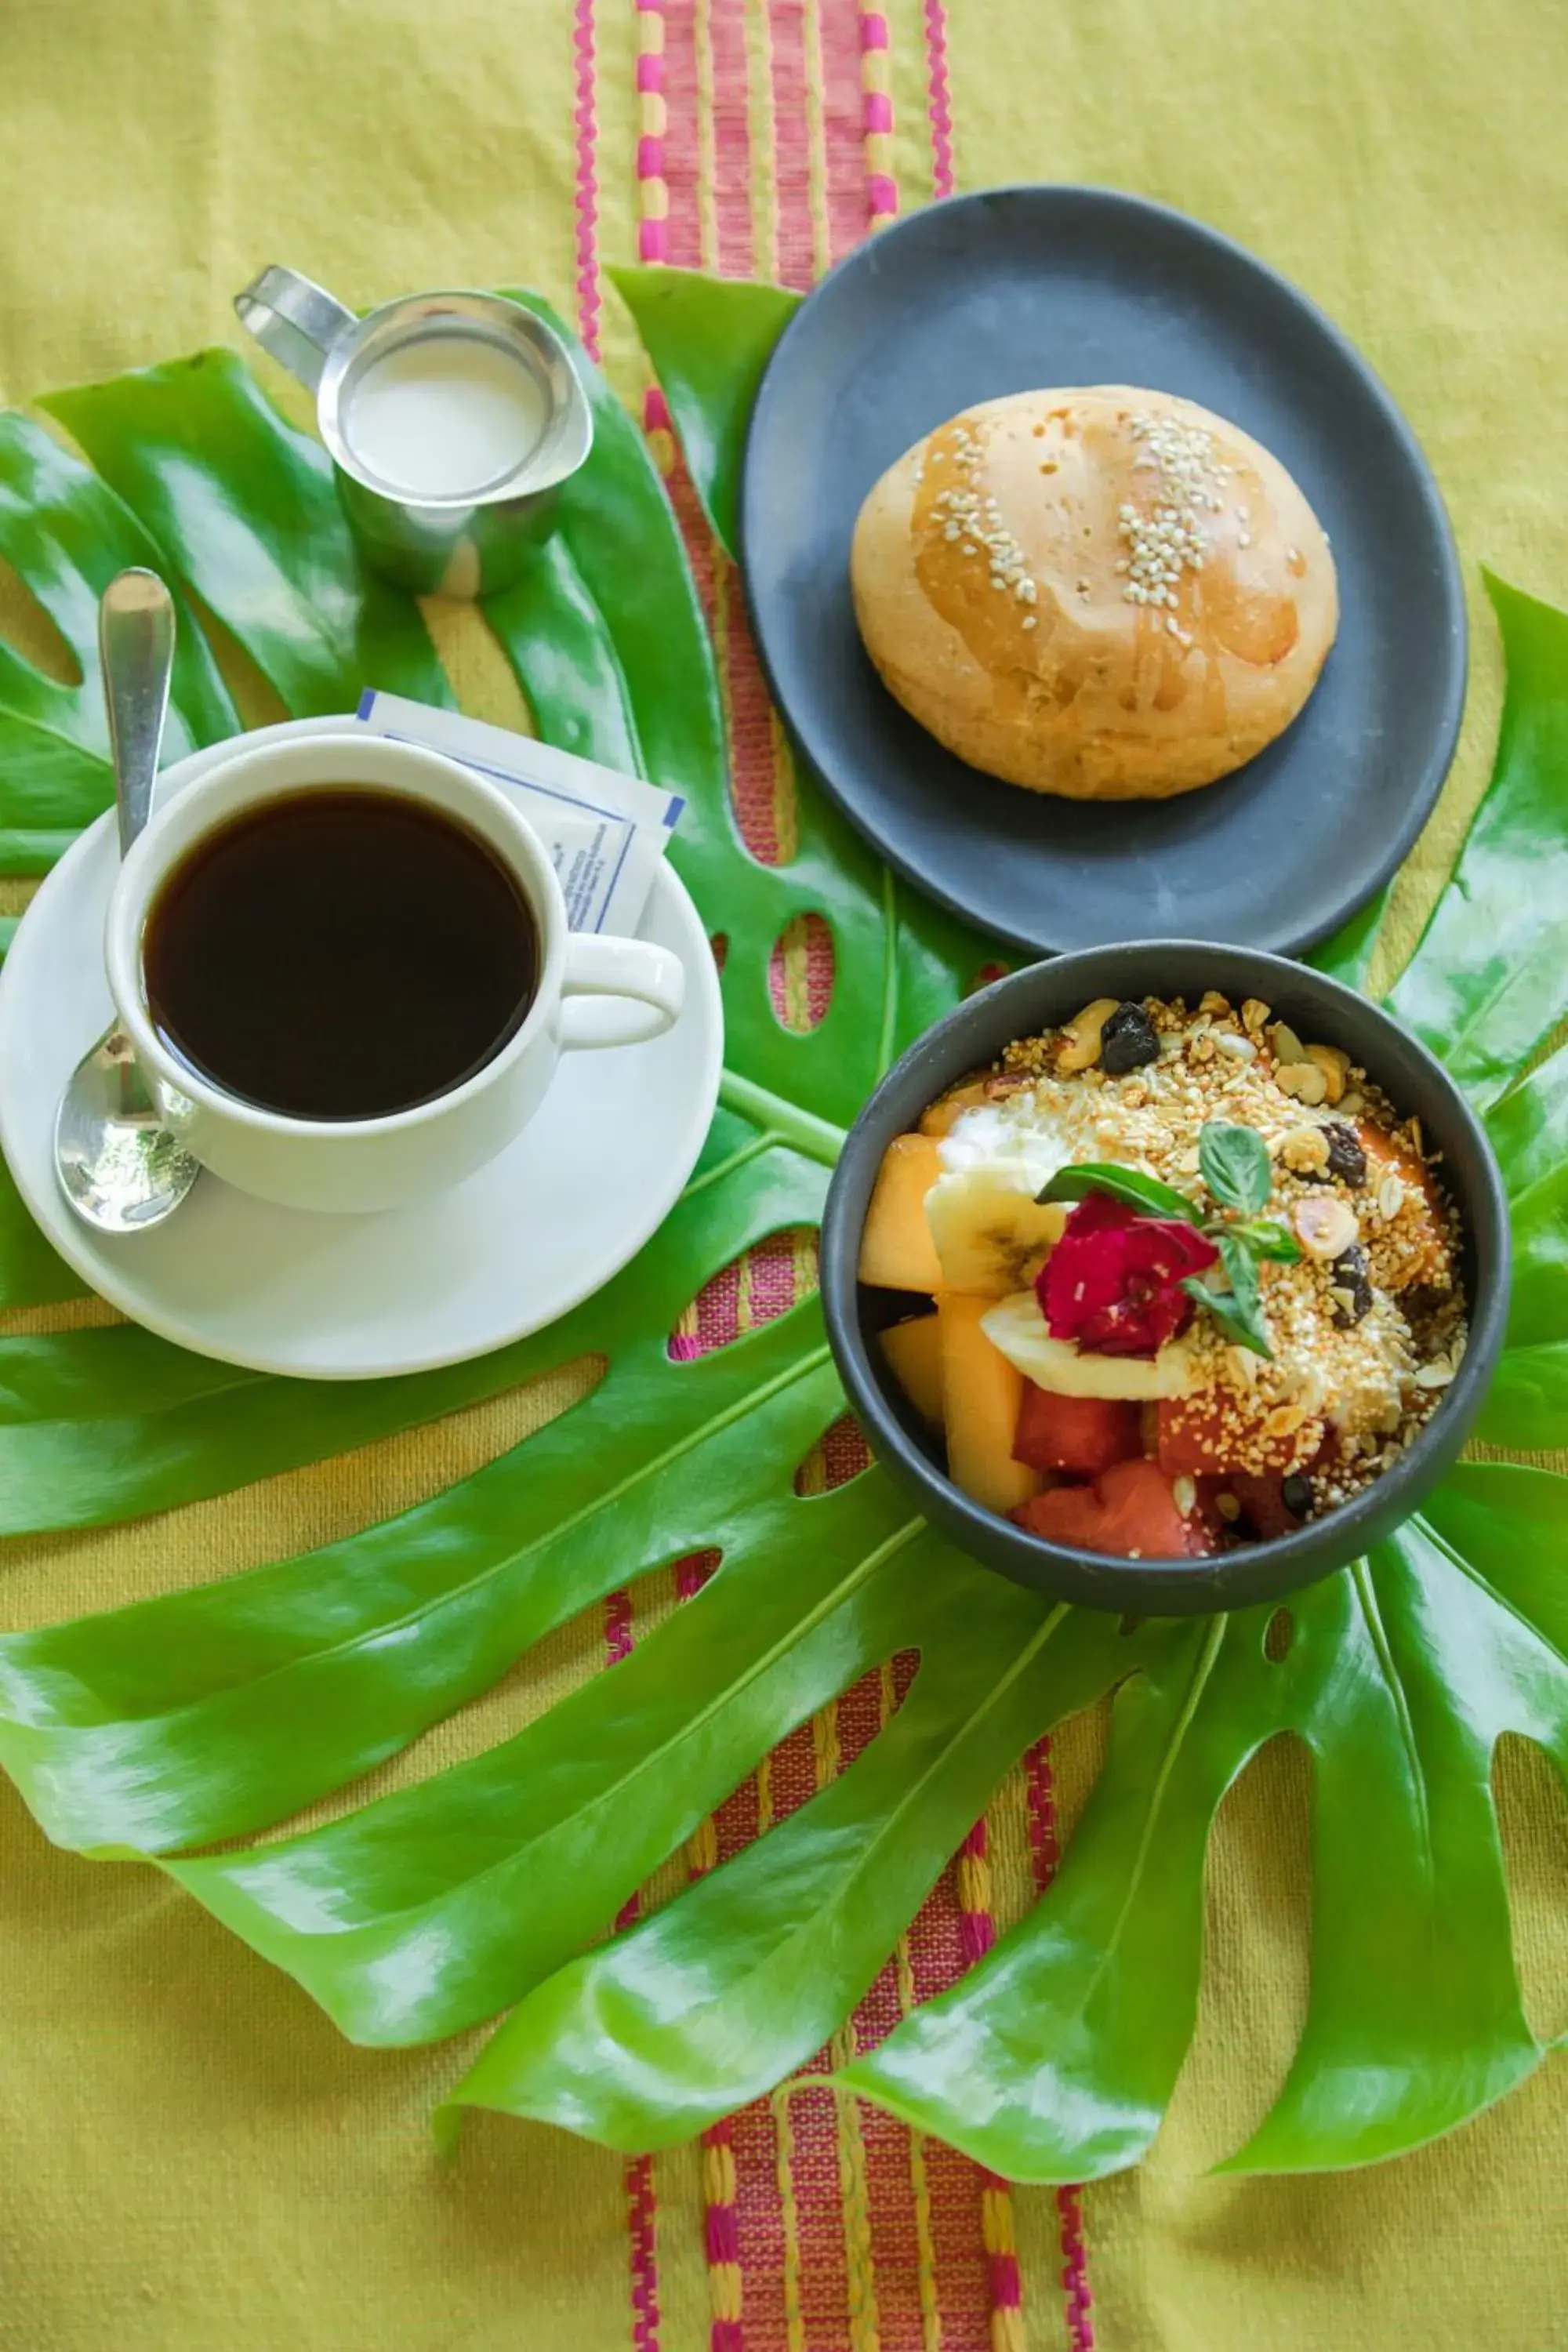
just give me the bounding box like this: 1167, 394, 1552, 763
560, 935, 685, 1051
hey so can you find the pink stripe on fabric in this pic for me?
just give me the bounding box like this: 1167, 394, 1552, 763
860, 9, 889, 46
628, 2154, 662, 2352
1025, 1733, 1061, 1882
922, 0, 955, 198
1025, 1738, 1097, 2349
818, 0, 871, 260
863, 89, 892, 133
644, 385, 673, 433
866, 170, 898, 215
572, 0, 601, 359
707, 0, 756, 274
604, 1589, 634, 1668
1060, 2187, 1095, 2352
637, 50, 664, 90
604, 1587, 661, 2348
638, 132, 666, 176
958, 1818, 997, 1967
653, 2, 705, 270
639, 220, 671, 260
766, 1, 815, 289
652, 1, 754, 275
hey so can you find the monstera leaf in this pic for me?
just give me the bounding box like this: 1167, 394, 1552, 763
0, 271, 1563, 2184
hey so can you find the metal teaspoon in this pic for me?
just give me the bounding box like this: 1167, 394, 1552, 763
53, 570, 201, 1232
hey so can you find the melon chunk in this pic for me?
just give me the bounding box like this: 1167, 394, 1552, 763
858, 1134, 944, 1290
938, 1292, 1044, 1515
880, 1314, 944, 1428
919, 1079, 994, 1138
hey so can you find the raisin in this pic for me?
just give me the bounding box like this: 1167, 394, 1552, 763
1330, 1243, 1373, 1327
1323, 1122, 1367, 1187
1099, 1000, 1160, 1076
1281, 1472, 1315, 1518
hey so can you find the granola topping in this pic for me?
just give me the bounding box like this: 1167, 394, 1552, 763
950, 991, 1468, 1512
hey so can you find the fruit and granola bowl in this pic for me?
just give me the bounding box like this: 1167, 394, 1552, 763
822, 944, 1509, 1612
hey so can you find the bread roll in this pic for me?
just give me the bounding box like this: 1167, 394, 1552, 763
850, 387, 1338, 800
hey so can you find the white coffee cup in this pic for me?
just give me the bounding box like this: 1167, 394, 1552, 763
103, 731, 685, 1214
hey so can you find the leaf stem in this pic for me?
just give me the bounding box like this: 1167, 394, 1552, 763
718, 1070, 847, 1169
681, 1132, 780, 1200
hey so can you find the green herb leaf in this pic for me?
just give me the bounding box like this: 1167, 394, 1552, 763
1036, 1163, 1202, 1222
1228, 1218, 1303, 1265
1198, 1121, 1272, 1214
1183, 1237, 1274, 1359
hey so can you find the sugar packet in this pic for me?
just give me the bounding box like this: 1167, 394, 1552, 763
355, 691, 684, 936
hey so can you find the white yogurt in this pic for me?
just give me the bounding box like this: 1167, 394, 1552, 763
344, 336, 548, 499
940, 1098, 1070, 1192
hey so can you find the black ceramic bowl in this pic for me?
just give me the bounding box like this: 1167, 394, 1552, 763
821, 942, 1510, 1614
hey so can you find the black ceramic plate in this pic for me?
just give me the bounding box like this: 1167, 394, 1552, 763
739, 185, 1466, 958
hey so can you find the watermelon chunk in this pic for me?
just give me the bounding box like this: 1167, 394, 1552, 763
1012, 1458, 1220, 1559
1012, 1384, 1143, 1475
1156, 1392, 1321, 1479
1215, 1472, 1308, 1544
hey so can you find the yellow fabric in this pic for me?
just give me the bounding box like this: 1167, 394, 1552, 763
0, 3, 1565, 2348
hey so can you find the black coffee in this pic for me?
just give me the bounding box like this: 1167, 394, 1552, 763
144, 789, 539, 1121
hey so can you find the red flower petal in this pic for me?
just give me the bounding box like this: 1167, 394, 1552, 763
1036, 1190, 1218, 1359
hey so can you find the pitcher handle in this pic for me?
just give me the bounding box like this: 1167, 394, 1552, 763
233, 265, 356, 397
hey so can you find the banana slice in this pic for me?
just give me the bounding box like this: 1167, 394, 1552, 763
981, 1292, 1197, 1399
924, 1171, 1069, 1298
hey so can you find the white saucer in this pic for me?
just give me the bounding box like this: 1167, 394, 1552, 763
0, 718, 724, 1379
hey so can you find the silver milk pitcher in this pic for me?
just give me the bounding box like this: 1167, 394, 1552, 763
234, 265, 593, 598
